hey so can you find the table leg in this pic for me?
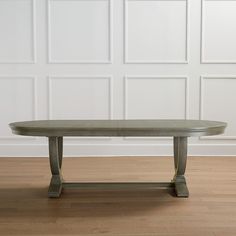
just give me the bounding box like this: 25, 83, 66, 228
48, 136, 63, 198
58, 136, 63, 169
172, 137, 189, 197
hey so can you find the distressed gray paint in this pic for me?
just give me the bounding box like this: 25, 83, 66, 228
9, 119, 226, 198
9, 119, 226, 137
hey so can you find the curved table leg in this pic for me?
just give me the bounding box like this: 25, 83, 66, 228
58, 136, 63, 169
48, 137, 63, 198
172, 137, 189, 197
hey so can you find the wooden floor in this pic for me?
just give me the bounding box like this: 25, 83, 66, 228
0, 156, 236, 236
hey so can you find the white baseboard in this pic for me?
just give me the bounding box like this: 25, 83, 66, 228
0, 144, 236, 157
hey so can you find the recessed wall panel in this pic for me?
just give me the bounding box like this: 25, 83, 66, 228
0, 77, 35, 138
125, 0, 187, 63
48, 0, 111, 63
0, 0, 34, 63
201, 0, 236, 63
200, 77, 236, 139
49, 76, 112, 119
125, 77, 188, 119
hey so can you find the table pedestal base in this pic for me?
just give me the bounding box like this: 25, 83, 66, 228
48, 136, 189, 198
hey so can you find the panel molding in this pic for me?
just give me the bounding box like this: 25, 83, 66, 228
200, 75, 236, 140
48, 75, 113, 140
48, 75, 113, 119
0, 76, 37, 140
0, 0, 36, 64
124, 0, 189, 64
47, 0, 113, 64
124, 75, 189, 140
200, 0, 236, 64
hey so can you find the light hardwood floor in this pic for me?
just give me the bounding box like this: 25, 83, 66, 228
0, 156, 236, 236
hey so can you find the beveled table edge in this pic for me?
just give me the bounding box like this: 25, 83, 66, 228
9, 119, 227, 137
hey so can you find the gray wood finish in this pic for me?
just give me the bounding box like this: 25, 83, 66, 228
9, 119, 227, 198
62, 182, 174, 190
173, 137, 189, 197
48, 137, 63, 198
58, 137, 63, 169
9, 119, 226, 137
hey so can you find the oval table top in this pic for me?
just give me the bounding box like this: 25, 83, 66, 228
9, 119, 227, 137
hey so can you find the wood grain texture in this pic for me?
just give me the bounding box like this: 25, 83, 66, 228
0, 156, 236, 235
9, 119, 226, 137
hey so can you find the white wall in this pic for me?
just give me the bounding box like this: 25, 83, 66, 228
0, 0, 236, 157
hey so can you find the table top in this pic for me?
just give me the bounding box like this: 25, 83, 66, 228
9, 119, 227, 137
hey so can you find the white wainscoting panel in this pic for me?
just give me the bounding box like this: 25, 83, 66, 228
200, 76, 236, 139
0, 0, 35, 63
48, 76, 112, 119
48, 0, 111, 63
201, 0, 236, 63
124, 76, 188, 119
124, 76, 188, 140
0, 76, 36, 139
125, 0, 188, 63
